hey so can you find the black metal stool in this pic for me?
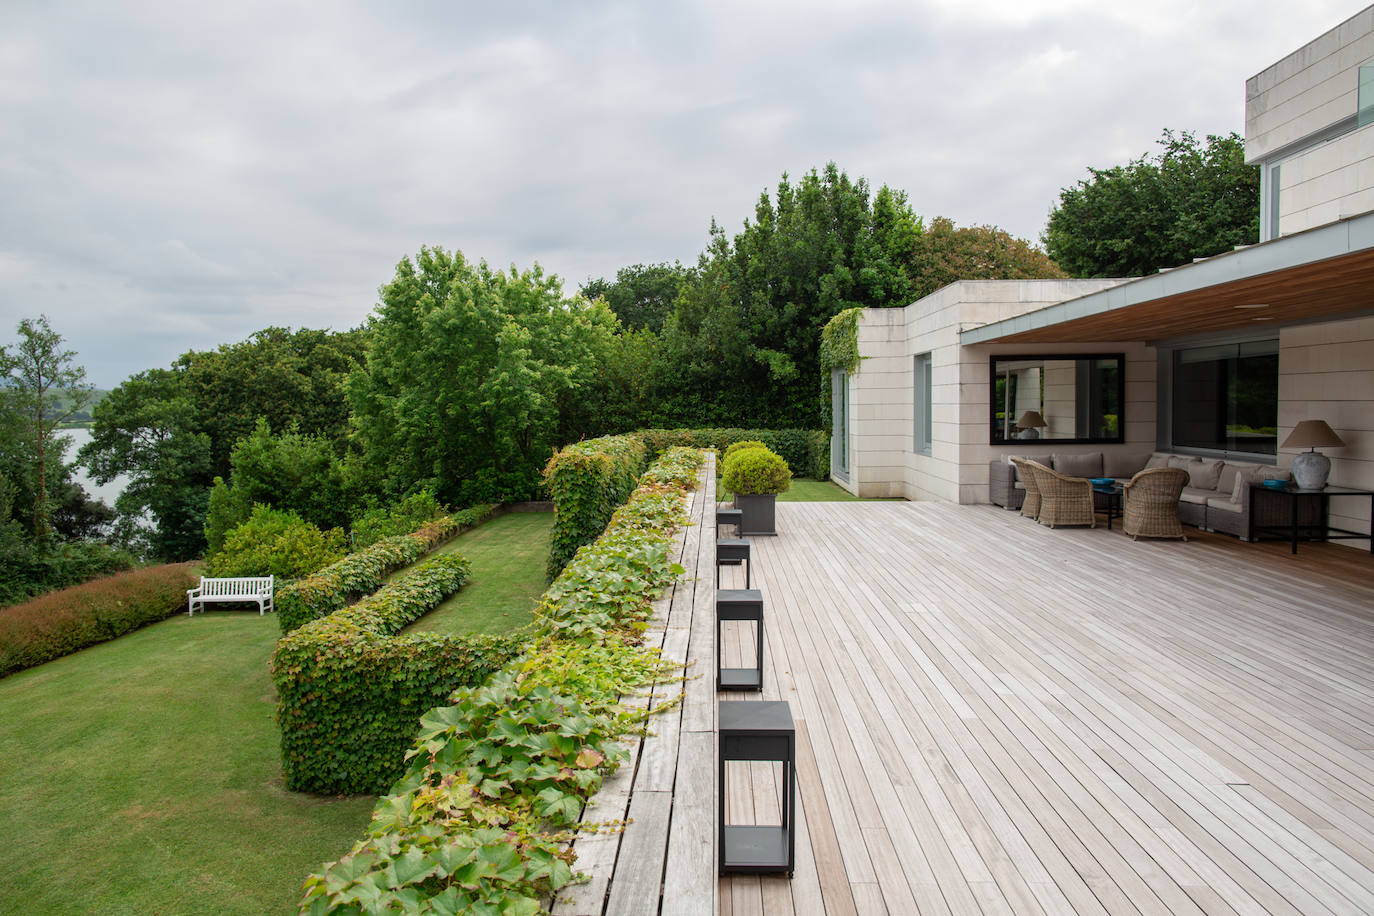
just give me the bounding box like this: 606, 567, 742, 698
716, 538, 750, 588
716, 507, 742, 537
716, 589, 763, 691
719, 700, 795, 876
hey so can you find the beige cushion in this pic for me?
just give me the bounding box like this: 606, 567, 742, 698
1206, 496, 1243, 513
1188, 459, 1224, 491
1167, 455, 1194, 470
1146, 452, 1172, 469
1179, 488, 1212, 505
1053, 452, 1103, 478
1216, 462, 1253, 498
1104, 451, 1152, 478
1231, 466, 1264, 502
1263, 467, 1291, 482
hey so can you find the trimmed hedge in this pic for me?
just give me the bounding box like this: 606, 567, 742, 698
299, 447, 704, 913
543, 434, 648, 580
0, 563, 200, 679
275, 504, 497, 634
271, 552, 525, 795
635, 427, 827, 479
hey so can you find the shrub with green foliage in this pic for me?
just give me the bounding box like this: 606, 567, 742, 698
276, 506, 495, 633
299, 447, 703, 914
722, 446, 792, 495
721, 439, 769, 463
634, 427, 827, 479
0, 534, 138, 609
206, 505, 347, 580
543, 434, 648, 580
0, 562, 199, 678
350, 490, 446, 549
272, 552, 525, 795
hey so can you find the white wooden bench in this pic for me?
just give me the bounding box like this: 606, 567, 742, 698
186, 576, 275, 616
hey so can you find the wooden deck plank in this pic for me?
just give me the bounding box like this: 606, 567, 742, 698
723, 500, 1374, 915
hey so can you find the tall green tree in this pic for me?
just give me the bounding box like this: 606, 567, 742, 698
907, 217, 1067, 299
80, 326, 366, 560
1043, 130, 1259, 278
350, 247, 618, 505
580, 262, 695, 334
0, 317, 93, 539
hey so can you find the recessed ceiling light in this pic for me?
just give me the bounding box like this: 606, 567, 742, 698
1251, 316, 1273, 321
1234, 303, 1270, 309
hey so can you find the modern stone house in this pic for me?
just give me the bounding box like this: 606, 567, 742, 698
834, 5, 1374, 548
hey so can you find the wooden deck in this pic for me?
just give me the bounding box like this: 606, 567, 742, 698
719, 501, 1374, 915
557, 484, 1374, 915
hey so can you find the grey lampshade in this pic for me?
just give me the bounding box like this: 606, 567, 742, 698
1017, 410, 1047, 429
1281, 419, 1345, 451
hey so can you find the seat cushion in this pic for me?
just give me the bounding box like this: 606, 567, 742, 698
1206, 496, 1242, 514
1179, 487, 1212, 505
1053, 452, 1103, 478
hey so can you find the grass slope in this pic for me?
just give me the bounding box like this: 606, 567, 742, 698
405, 510, 553, 637
0, 509, 554, 914
0, 614, 373, 916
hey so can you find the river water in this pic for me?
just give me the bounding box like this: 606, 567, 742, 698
62, 426, 130, 507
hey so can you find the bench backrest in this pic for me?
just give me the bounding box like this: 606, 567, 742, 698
198, 576, 274, 596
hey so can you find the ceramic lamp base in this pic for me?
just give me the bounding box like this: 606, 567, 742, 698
1291, 451, 1330, 490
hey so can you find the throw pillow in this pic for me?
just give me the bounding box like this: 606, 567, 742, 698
1146, 452, 1171, 468
1188, 459, 1224, 491
1231, 466, 1265, 503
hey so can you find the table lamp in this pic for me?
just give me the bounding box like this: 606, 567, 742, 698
1017, 410, 1047, 440
1281, 419, 1344, 489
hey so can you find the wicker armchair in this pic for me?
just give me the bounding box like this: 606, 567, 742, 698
1025, 461, 1096, 528
1121, 467, 1189, 541
1009, 457, 1042, 520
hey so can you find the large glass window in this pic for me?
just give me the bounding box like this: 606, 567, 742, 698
1171, 340, 1278, 455
914, 353, 932, 455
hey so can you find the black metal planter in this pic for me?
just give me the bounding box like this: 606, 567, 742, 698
734, 493, 777, 536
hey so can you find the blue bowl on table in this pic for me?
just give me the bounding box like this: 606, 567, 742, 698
1262, 478, 1289, 490
1090, 477, 1115, 487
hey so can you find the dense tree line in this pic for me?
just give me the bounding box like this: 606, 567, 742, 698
55, 162, 1068, 568
1043, 130, 1259, 278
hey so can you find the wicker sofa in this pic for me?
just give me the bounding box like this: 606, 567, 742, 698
990, 451, 1293, 539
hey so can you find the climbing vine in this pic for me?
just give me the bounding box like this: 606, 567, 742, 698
818, 307, 863, 430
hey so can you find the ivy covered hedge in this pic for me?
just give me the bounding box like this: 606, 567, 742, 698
543, 435, 648, 580
298, 447, 704, 915
271, 552, 525, 795
276, 505, 497, 634
635, 427, 827, 479
0, 563, 199, 679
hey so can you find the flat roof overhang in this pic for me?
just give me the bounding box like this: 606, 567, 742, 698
960, 210, 1374, 345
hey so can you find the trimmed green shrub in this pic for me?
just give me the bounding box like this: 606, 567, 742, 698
271, 552, 525, 795
350, 490, 445, 548
0, 563, 200, 679
543, 434, 648, 580
0, 535, 138, 609
635, 427, 827, 479
205, 505, 346, 580
275, 505, 496, 633
721, 439, 769, 463
299, 447, 704, 914
722, 445, 792, 495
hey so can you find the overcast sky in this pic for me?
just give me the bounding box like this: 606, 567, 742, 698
0, 0, 1360, 386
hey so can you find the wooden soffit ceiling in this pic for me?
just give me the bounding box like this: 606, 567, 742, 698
962, 214, 1374, 344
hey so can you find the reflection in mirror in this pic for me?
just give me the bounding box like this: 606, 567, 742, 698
990, 354, 1124, 444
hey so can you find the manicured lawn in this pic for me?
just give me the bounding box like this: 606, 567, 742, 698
406, 510, 553, 637
717, 477, 876, 502
0, 613, 373, 916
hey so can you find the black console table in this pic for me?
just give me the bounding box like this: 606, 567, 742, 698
1249, 484, 1374, 555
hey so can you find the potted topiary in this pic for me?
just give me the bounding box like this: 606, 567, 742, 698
721, 445, 791, 535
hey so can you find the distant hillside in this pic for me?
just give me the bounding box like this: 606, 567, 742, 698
48, 389, 110, 427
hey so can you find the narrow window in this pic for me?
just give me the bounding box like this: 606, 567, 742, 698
914, 353, 932, 455
1359, 64, 1374, 128
831, 369, 849, 479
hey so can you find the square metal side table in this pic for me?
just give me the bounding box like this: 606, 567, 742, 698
719, 700, 795, 876
717, 538, 751, 587
716, 589, 763, 691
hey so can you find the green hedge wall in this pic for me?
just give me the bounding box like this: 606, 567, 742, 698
543, 435, 648, 580
635, 427, 827, 479
275, 504, 496, 634
0, 563, 200, 679
271, 551, 525, 795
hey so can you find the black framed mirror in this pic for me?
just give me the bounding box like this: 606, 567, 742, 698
990, 354, 1125, 445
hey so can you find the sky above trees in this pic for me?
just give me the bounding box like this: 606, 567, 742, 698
0, 0, 1357, 385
